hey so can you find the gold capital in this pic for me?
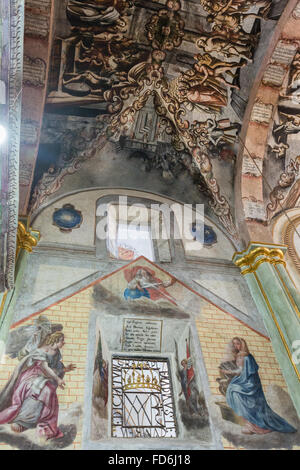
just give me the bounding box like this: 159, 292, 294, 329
16, 222, 40, 258
233, 245, 286, 275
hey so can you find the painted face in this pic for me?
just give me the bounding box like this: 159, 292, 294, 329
57, 336, 65, 349
162, 26, 171, 37
166, 0, 180, 11
233, 339, 241, 351
137, 269, 151, 280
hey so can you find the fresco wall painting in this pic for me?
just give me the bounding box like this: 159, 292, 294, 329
0, 258, 298, 450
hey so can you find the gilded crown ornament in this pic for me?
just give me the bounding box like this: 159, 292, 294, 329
122, 363, 161, 392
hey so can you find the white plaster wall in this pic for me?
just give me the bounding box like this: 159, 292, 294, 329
194, 279, 248, 314
32, 189, 235, 259
31, 264, 97, 304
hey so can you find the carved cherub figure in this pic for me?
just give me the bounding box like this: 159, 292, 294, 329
202, 0, 271, 19
192, 53, 247, 90
196, 35, 253, 62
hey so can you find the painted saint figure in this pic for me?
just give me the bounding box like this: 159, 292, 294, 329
176, 72, 228, 112
220, 337, 297, 435
0, 331, 75, 440
174, 334, 209, 429
196, 35, 253, 62
92, 335, 108, 415
124, 266, 177, 305
178, 340, 200, 414
66, 0, 122, 28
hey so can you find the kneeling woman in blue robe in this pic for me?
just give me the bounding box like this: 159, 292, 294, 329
223, 337, 297, 435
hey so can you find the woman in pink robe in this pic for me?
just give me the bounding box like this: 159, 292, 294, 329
0, 332, 68, 439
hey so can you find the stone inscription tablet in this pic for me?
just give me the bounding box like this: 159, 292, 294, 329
250, 102, 273, 124
25, 14, 49, 38
26, 0, 51, 9
244, 199, 266, 221
23, 56, 46, 87
263, 64, 286, 87
122, 318, 162, 352
272, 42, 297, 66
242, 155, 263, 177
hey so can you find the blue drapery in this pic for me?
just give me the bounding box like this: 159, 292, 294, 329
226, 354, 297, 433
124, 287, 150, 300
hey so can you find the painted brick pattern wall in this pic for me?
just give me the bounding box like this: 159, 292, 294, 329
0, 285, 289, 450
195, 303, 289, 451
0, 287, 94, 450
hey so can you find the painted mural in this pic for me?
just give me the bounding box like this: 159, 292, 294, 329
6, 0, 300, 453
264, 37, 300, 221
0, 257, 299, 449
123, 265, 177, 304
191, 223, 218, 248
28, 0, 291, 241
92, 258, 194, 319
266, 86, 300, 221
232, 3, 300, 233
0, 316, 80, 449
52, 204, 83, 233
216, 337, 296, 436
174, 329, 210, 440
90, 328, 109, 440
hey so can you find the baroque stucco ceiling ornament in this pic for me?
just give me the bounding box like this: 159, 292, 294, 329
266, 48, 300, 221
145, 0, 185, 51
29, 0, 282, 240
234, 0, 300, 245
102, 0, 244, 238
29, 125, 107, 215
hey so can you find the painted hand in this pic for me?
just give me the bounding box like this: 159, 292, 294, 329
65, 363, 76, 373
58, 379, 66, 389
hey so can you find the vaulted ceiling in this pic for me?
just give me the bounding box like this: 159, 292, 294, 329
19, 0, 300, 246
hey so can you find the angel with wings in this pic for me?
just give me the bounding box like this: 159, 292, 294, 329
0, 316, 76, 440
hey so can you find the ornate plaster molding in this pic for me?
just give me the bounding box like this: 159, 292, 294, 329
4, 0, 25, 289
233, 242, 287, 274
16, 222, 40, 259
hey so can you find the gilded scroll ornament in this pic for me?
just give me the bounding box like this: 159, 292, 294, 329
234, 245, 286, 275
145, 0, 184, 52
16, 222, 40, 258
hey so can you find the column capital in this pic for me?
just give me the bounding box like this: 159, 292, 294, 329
16, 222, 40, 258
232, 242, 287, 275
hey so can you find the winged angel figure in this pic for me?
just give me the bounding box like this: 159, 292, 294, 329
0, 316, 75, 440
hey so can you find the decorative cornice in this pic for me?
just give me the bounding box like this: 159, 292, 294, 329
234, 241, 300, 381
233, 242, 287, 275
5, 0, 25, 289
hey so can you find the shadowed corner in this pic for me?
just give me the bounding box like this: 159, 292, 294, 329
221, 385, 300, 450
92, 280, 190, 319
0, 423, 77, 450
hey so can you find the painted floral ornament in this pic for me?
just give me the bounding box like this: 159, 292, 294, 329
52, 204, 83, 233
191, 223, 218, 248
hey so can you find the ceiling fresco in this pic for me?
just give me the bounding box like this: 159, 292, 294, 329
233, 1, 300, 243
266, 49, 300, 221
21, 0, 291, 240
